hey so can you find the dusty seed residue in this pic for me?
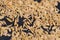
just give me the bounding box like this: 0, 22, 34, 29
0, 0, 60, 40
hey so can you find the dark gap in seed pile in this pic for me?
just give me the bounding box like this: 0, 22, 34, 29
0, 16, 14, 27
17, 11, 20, 14
8, 29, 12, 34
23, 26, 27, 29
17, 16, 25, 27
22, 29, 33, 34
53, 29, 56, 32
41, 25, 54, 34
40, 17, 42, 19
58, 36, 60, 38
29, 18, 36, 26
58, 11, 60, 13
0, 35, 11, 40
29, 15, 32, 20
34, 0, 41, 3
47, 25, 54, 34
41, 26, 48, 32
1, 5, 6, 8
56, 2, 60, 13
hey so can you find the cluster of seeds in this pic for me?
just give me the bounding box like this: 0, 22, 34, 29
0, 0, 60, 40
